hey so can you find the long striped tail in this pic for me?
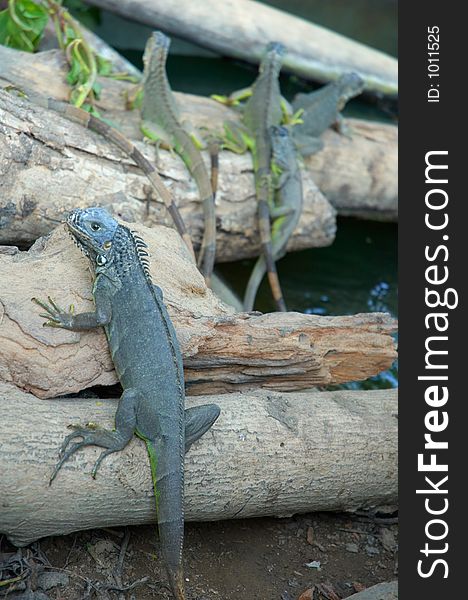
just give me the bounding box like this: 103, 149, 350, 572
26, 92, 195, 262
190, 159, 216, 286
208, 140, 219, 199
145, 439, 185, 600
249, 197, 287, 312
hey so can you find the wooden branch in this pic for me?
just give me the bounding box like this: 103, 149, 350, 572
0, 223, 397, 399
0, 383, 398, 547
85, 0, 398, 96
0, 46, 398, 228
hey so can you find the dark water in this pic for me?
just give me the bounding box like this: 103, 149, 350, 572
217, 219, 397, 317
83, 1, 398, 388
216, 220, 398, 390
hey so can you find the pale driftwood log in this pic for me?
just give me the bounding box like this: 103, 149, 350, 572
0, 46, 398, 229
0, 223, 397, 399
85, 0, 397, 96
345, 582, 398, 600
0, 383, 398, 546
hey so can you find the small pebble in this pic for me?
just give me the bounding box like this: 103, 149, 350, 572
304, 560, 321, 569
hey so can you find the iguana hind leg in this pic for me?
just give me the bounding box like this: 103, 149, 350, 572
185, 404, 220, 453
50, 388, 140, 484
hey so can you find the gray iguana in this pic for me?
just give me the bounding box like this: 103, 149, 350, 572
139, 31, 217, 286
292, 72, 365, 155
216, 42, 292, 312
243, 125, 303, 311
32, 207, 220, 600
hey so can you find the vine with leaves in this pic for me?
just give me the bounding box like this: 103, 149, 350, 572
0, 0, 121, 114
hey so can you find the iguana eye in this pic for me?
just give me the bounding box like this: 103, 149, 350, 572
91, 223, 101, 231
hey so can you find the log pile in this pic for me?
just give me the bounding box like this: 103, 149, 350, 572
0, 44, 398, 248
0, 88, 336, 255
0, 16, 398, 549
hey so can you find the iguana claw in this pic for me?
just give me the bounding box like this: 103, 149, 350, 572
32, 296, 75, 329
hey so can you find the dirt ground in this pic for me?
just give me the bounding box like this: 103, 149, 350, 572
1, 511, 397, 600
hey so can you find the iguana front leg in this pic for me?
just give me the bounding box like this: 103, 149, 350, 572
141, 120, 176, 160
221, 120, 253, 154
211, 86, 253, 107
31, 294, 111, 330
293, 133, 324, 157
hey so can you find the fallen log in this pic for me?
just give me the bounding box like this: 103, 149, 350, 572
0, 223, 397, 399
0, 383, 398, 547
300, 582, 398, 600
347, 582, 398, 600
85, 0, 398, 96
0, 46, 398, 227
0, 87, 335, 255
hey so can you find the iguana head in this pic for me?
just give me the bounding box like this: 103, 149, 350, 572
336, 72, 365, 105
67, 207, 118, 266
143, 30, 171, 72
261, 41, 286, 73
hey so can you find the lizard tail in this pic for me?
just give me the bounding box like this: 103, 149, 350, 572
42, 97, 195, 262
255, 200, 287, 312
208, 141, 219, 197
167, 565, 186, 600
145, 439, 186, 600
197, 192, 217, 287
85, 112, 196, 262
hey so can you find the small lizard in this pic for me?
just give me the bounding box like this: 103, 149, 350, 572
243, 125, 303, 311
217, 43, 289, 312
291, 72, 365, 155
32, 207, 220, 600
9, 87, 196, 261
140, 31, 217, 286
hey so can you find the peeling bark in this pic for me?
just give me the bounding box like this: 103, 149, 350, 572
0, 223, 397, 399
0, 383, 398, 547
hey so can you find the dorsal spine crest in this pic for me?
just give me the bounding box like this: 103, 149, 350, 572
130, 230, 152, 280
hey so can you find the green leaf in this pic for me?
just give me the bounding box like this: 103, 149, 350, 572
92, 80, 102, 99
66, 57, 82, 85
0, 0, 48, 52
81, 103, 101, 118
0, 11, 11, 42
96, 55, 113, 76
